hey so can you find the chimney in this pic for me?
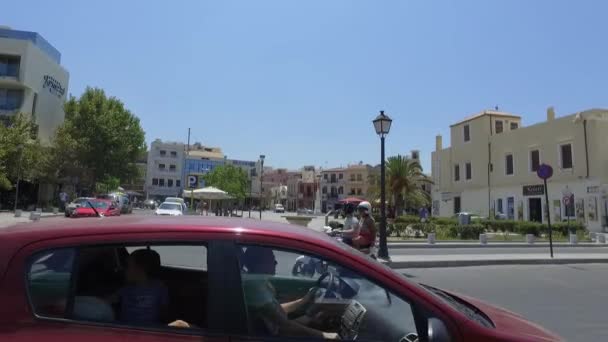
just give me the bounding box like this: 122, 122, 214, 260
547, 107, 555, 121
435, 135, 442, 151
411, 150, 420, 161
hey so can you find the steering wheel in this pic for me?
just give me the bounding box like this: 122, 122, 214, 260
315, 271, 339, 299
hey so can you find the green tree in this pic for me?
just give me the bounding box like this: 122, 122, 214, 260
386, 155, 432, 216
202, 164, 249, 200
47, 87, 146, 190
0, 113, 43, 191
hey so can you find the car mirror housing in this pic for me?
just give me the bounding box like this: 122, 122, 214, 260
428, 317, 450, 342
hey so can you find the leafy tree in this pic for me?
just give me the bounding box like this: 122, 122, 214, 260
0, 113, 43, 191
386, 155, 432, 216
47, 87, 146, 190
202, 164, 249, 200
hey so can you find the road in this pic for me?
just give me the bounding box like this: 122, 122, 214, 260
400, 264, 608, 342
388, 246, 608, 256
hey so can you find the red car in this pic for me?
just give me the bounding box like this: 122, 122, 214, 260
71, 199, 121, 217
0, 217, 560, 342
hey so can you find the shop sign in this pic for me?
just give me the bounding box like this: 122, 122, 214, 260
523, 184, 544, 196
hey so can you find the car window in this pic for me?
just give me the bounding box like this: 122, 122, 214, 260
237, 245, 419, 341
159, 203, 181, 210
27, 244, 208, 332
27, 248, 76, 318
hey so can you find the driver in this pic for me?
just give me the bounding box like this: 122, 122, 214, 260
241, 246, 339, 340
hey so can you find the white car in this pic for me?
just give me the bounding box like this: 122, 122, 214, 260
274, 204, 285, 213
155, 202, 183, 216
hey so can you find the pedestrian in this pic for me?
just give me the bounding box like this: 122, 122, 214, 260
419, 207, 429, 222
59, 190, 68, 211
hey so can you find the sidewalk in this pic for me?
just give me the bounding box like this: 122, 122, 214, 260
0, 211, 62, 228
387, 241, 606, 248
382, 253, 608, 269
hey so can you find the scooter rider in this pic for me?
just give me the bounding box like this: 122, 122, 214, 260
352, 201, 377, 250
340, 203, 359, 246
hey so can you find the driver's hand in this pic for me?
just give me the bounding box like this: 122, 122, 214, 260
322, 332, 339, 340
304, 287, 318, 303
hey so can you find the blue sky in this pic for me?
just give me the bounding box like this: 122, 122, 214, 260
5, 0, 607, 171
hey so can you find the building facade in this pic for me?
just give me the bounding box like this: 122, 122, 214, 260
183, 144, 225, 189
0, 26, 69, 143
431, 108, 608, 232
145, 140, 185, 199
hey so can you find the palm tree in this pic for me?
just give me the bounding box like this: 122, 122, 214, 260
386, 155, 432, 216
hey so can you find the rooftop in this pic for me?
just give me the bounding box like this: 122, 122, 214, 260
450, 109, 521, 127
0, 27, 61, 64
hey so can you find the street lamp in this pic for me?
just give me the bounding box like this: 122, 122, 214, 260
259, 155, 265, 220
249, 167, 256, 218
373, 110, 392, 260
14, 144, 24, 211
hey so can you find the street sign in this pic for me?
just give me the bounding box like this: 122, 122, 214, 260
537, 164, 553, 180
563, 195, 571, 206
187, 175, 198, 189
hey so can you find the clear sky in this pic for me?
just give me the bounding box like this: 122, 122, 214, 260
5, 0, 607, 171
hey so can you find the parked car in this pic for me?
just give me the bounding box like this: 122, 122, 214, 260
274, 203, 285, 213
71, 199, 121, 217
0, 217, 559, 341
64, 197, 94, 217
97, 193, 132, 214
155, 202, 184, 216
164, 197, 188, 212
143, 199, 157, 209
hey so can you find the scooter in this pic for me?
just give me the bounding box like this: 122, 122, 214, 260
291, 227, 378, 277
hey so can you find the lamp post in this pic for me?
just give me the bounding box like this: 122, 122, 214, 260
259, 155, 265, 220
14, 144, 24, 211
373, 111, 392, 260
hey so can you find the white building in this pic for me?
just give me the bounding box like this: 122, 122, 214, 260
0, 26, 69, 143
145, 139, 185, 199
432, 108, 608, 232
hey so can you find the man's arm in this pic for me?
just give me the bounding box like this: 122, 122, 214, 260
260, 304, 337, 340
280, 287, 315, 314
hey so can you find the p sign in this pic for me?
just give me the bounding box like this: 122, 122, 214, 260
187, 175, 198, 189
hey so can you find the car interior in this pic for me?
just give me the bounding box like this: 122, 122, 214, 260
72, 245, 208, 329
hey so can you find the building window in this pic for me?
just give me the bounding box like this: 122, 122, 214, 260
338, 186, 344, 195
169, 164, 176, 171
176, 180, 181, 187
357, 188, 362, 195
530, 150, 540, 172
560, 143, 573, 169
350, 174, 356, 181
322, 186, 327, 194
158, 178, 165, 187
505, 154, 514, 175
170, 151, 177, 157
465, 162, 472, 180
152, 178, 158, 186
357, 174, 363, 181
0, 88, 23, 110
495, 120, 503, 134
510, 122, 518, 130
0, 55, 20, 77
160, 150, 166, 156
159, 163, 166, 170
463, 125, 470, 142
339, 173, 343, 180
323, 174, 328, 180
412, 151, 419, 160
350, 189, 356, 195
497, 198, 503, 215
453, 196, 461, 214
330, 174, 336, 183
167, 179, 173, 187
454, 164, 460, 181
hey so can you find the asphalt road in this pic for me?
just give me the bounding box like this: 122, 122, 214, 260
400, 264, 608, 342
389, 246, 608, 256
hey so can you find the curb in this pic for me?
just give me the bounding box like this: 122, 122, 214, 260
387, 242, 607, 249
384, 258, 608, 269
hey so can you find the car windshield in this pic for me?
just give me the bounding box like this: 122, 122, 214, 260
159, 203, 181, 211
83, 201, 108, 209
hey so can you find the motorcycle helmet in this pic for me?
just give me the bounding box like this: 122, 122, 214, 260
357, 201, 372, 214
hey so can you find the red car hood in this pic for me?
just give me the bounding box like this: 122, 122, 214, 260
444, 290, 562, 341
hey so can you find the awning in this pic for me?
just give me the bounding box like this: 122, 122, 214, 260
182, 186, 232, 200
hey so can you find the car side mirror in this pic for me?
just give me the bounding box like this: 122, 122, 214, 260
427, 318, 450, 342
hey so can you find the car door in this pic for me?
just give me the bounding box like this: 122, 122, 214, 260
0, 233, 232, 342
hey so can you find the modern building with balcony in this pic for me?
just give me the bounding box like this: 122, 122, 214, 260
431, 108, 608, 232
0, 26, 69, 143
145, 139, 185, 199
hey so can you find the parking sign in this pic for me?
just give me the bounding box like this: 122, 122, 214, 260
187, 175, 198, 189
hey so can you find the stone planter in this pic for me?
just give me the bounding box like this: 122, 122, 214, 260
479, 233, 488, 245
282, 216, 313, 227
526, 234, 535, 244
427, 233, 436, 244
29, 212, 41, 221
569, 234, 578, 245
14, 210, 22, 218
597, 234, 606, 244
52, 207, 59, 214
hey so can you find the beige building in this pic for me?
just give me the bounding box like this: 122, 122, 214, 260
321, 164, 372, 212
0, 26, 69, 144
432, 108, 608, 232
146, 140, 185, 198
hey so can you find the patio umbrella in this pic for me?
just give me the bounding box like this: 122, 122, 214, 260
182, 186, 232, 200
338, 197, 365, 205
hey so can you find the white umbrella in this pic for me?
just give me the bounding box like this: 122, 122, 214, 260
182, 186, 232, 200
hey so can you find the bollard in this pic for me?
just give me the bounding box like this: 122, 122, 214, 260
36, 208, 42, 213
14, 210, 22, 218
52, 207, 59, 214
569, 234, 578, 245
479, 233, 488, 245
597, 234, 606, 244
29, 212, 41, 221
427, 233, 436, 244
526, 234, 535, 244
